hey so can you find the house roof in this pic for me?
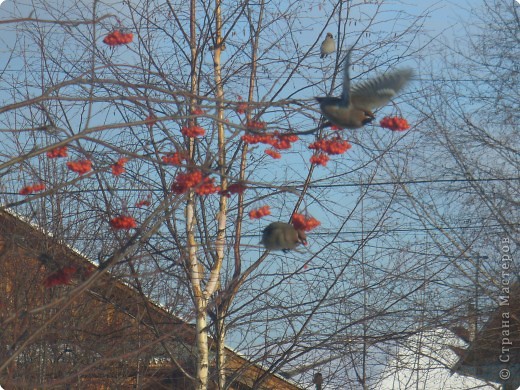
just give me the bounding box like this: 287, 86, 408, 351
451, 282, 520, 389
0, 208, 302, 390
376, 282, 520, 389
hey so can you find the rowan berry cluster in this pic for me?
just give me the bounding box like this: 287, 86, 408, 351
66, 160, 92, 175
109, 215, 137, 230
379, 116, 410, 131
103, 30, 133, 46
219, 182, 247, 197
19, 183, 46, 195
46, 146, 68, 158
249, 205, 271, 219
246, 120, 267, 130
111, 158, 129, 176
236, 102, 248, 114
264, 149, 282, 159
171, 170, 221, 195
135, 199, 151, 208
181, 125, 206, 138
162, 152, 187, 166
308, 138, 352, 155
171, 170, 204, 194
242, 132, 298, 149
195, 177, 221, 195
44, 266, 77, 288
309, 153, 330, 166
292, 213, 320, 231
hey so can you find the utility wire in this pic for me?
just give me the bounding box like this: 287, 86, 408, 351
1, 176, 518, 196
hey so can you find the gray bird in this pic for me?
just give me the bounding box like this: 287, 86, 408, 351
316, 50, 413, 129
320, 33, 335, 59
313, 372, 324, 390
260, 222, 307, 252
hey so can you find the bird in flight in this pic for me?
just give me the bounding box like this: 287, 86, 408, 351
316, 50, 413, 129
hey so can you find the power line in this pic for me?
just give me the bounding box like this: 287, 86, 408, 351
1, 176, 518, 196
309, 223, 517, 237
0, 69, 503, 83
306, 177, 520, 189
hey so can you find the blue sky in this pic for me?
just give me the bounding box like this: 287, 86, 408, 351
0, 0, 478, 39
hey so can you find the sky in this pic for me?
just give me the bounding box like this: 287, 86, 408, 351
0, 0, 483, 90
0, 0, 500, 273
0, 0, 481, 41
0, 0, 503, 270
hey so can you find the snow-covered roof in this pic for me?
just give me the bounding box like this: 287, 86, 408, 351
376, 328, 500, 389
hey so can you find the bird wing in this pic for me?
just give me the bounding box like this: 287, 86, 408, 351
320, 38, 327, 51
260, 223, 276, 245
350, 68, 413, 110
340, 49, 352, 105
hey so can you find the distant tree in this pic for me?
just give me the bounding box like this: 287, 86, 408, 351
374, 0, 518, 386
409, 0, 518, 307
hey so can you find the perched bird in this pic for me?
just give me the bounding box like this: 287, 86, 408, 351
320, 33, 335, 59
261, 222, 307, 252
316, 50, 413, 129
313, 372, 324, 390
